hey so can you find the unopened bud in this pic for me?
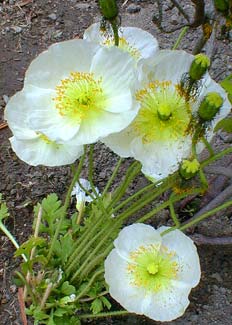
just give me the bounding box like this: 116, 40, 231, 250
179, 159, 200, 180
189, 54, 210, 81
198, 92, 223, 121
99, 0, 118, 20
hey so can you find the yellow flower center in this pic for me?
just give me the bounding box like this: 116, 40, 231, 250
127, 244, 178, 293
103, 36, 141, 60
133, 81, 192, 144
53, 72, 106, 122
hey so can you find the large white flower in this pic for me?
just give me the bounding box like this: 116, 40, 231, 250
6, 39, 139, 146
105, 223, 201, 322
83, 23, 159, 63
5, 90, 83, 166
103, 50, 231, 181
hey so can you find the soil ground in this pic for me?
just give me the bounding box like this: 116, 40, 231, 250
0, 1, 232, 325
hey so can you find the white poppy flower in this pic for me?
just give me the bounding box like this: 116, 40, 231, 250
83, 23, 159, 63
5, 90, 83, 167
6, 39, 139, 146
103, 50, 231, 181
71, 178, 100, 211
105, 223, 201, 322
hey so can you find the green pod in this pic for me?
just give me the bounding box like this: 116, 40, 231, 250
189, 54, 210, 81
198, 92, 223, 121
99, 0, 118, 20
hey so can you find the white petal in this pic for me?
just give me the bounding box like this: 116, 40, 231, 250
131, 137, 192, 180
102, 125, 135, 157
25, 39, 100, 89
152, 50, 194, 83
158, 227, 201, 288
120, 27, 159, 60
143, 282, 191, 321
90, 46, 138, 99
5, 90, 38, 140
72, 108, 138, 145
10, 136, 83, 166
84, 23, 159, 61
25, 85, 80, 142
104, 249, 147, 315
114, 224, 162, 261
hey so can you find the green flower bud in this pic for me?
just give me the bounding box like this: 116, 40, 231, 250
214, 0, 229, 12
198, 92, 223, 121
179, 159, 200, 180
99, 0, 118, 20
189, 54, 210, 81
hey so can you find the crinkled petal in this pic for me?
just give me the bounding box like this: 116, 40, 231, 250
73, 108, 138, 145
84, 23, 159, 61
157, 227, 201, 288
104, 249, 148, 315
144, 281, 191, 321
10, 136, 83, 167
102, 125, 135, 157
131, 137, 192, 180
114, 224, 162, 261
91, 46, 138, 104
25, 39, 100, 89
151, 50, 194, 83
24, 85, 81, 142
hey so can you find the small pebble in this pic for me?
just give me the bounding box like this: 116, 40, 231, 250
127, 4, 141, 13
3, 95, 9, 104
12, 26, 22, 33
9, 0, 15, 5
48, 13, 57, 21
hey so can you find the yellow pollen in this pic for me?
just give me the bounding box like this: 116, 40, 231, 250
103, 36, 141, 60
53, 72, 106, 121
133, 81, 192, 144
127, 244, 178, 293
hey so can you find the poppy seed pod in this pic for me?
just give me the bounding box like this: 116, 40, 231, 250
179, 159, 200, 180
189, 54, 210, 81
99, 0, 118, 20
198, 92, 223, 121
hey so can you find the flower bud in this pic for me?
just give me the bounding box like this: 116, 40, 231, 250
99, 0, 118, 20
198, 92, 223, 121
179, 159, 200, 180
189, 54, 210, 81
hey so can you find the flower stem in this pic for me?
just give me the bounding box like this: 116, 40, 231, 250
102, 158, 123, 196
137, 188, 202, 223
202, 136, 215, 156
201, 147, 232, 168
111, 20, 119, 46
75, 268, 104, 300
79, 310, 129, 319
169, 198, 180, 227
180, 199, 232, 231
172, 26, 189, 50
0, 221, 27, 262
47, 148, 87, 262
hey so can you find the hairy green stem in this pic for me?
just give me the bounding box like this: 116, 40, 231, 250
111, 20, 119, 46
172, 26, 189, 49
0, 222, 27, 262
75, 268, 104, 300
47, 148, 87, 262
201, 147, 232, 168
180, 199, 232, 231
79, 310, 129, 319
102, 158, 123, 196
169, 199, 180, 227
202, 136, 215, 156
137, 188, 202, 223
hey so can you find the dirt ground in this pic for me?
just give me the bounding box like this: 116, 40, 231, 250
0, 0, 232, 324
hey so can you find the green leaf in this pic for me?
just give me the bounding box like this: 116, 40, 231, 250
14, 237, 46, 258
220, 74, 232, 103
34, 194, 67, 236
214, 117, 232, 132
100, 296, 111, 310
53, 233, 74, 264
61, 281, 76, 295
0, 195, 9, 222
90, 298, 103, 314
